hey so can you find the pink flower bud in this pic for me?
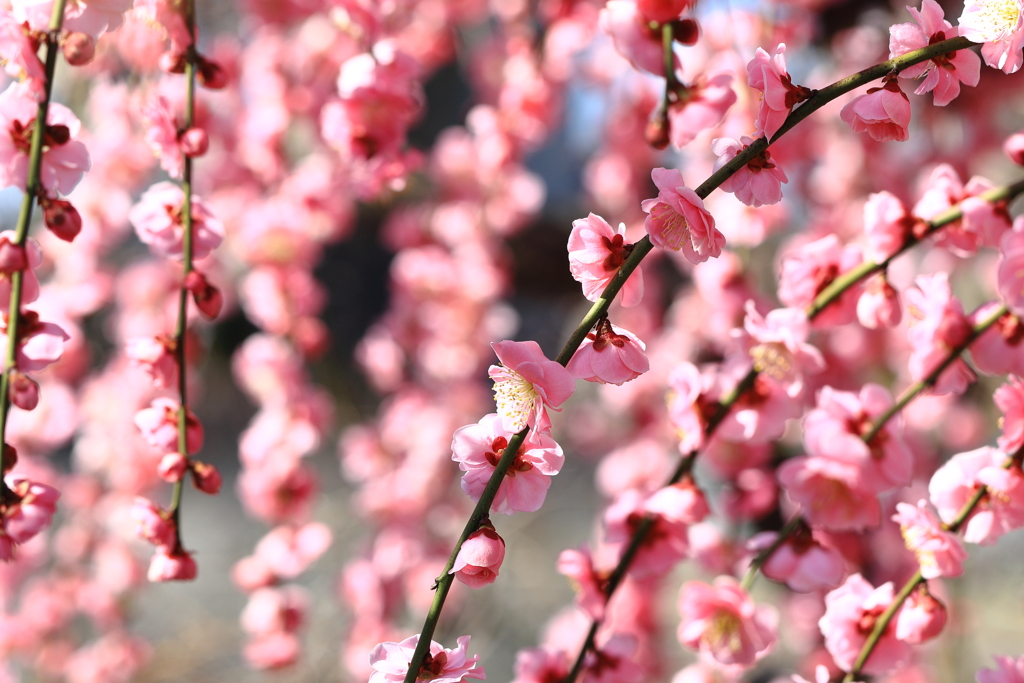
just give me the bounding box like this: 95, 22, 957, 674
645, 106, 670, 150
450, 520, 505, 588
62, 32, 96, 66
134, 397, 204, 454
184, 271, 223, 320
0, 237, 27, 274
8, 370, 38, 411
857, 275, 902, 329
895, 587, 946, 644
567, 319, 649, 385
130, 497, 176, 547
3, 477, 60, 544
157, 452, 188, 482
1005, 132, 1024, 165
198, 56, 228, 89
42, 199, 82, 242
148, 546, 197, 582
191, 461, 222, 494
179, 127, 209, 157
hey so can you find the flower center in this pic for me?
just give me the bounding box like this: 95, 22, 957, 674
750, 342, 796, 384
491, 366, 538, 432
964, 0, 1022, 40
649, 201, 691, 251
704, 610, 743, 653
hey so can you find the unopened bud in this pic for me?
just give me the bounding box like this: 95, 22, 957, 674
183, 271, 223, 320
8, 370, 39, 411
197, 56, 228, 89
157, 452, 188, 483
191, 461, 222, 494
2, 444, 17, 474
0, 237, 27, 274
670, 18, 700, 45
62, 32, 96, 66
1004, 132, 1024, 166
179, 127, 209, 157
645, 104, 671, 150
43, 199, 82, 242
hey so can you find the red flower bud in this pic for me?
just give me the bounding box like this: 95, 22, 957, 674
183, 271, 223, 320
62, 32, 96, 66
191, 461, 222, 494
43, 199, 83, 242
179, 127, 209, 157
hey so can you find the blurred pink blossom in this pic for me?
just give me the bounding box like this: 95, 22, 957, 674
677, 577, 777, 666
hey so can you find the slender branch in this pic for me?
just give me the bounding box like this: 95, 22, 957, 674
0, 0, 67, 494
408, 34, 982, 683
169, 0, 197, 526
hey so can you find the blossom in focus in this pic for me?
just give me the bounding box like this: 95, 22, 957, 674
453, 413, 564, 514
677, 577, 777, 666
819, 574, 912, 674
488, 340, 575, 434
959, 0, 1024, 73
369, 635, 485, 683
839, 77, 912, 142
712, 135, 788, 207
641, 167, 724, 263
129, 181, 224, 261
567, 318, 648, 385
0, 81, 90, 195
890, 0, 981, 105
567, 214, 644, 307
747, 43, 812, 139
892, 500, 967, 578
450, 520, 505, 588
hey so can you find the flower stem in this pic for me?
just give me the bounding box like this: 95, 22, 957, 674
169, 0, 197, 527
0, 0, 67, 494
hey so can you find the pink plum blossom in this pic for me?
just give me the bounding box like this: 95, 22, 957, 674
712, 136, 788, 207
819, 574, 912, 675
748, 526, 846, 592
452, 413, 564, 514
641, 167, 724, 263
929, 446, 1024, 544
636, 0, 694, 23
959, 0, 1024, 73
125, 335, 177, 389
566, 319, 649, 385
2, 475, 59, 548
0, 10, 45, 100
863, 191, 918, 261
995, 375, 1024, 453
892, 500, 967, 578
250, 522, 332, 580
667, 73, 737, 148
133, 397, 204, 454
511, 648, 570, 683
890, 0, 981, 105
128, 181, 224, 261
677, 577, 777, 667
0, 310, 69, 373
666, 362, 709, 454
904, 272, 977, 395
743, 302, 825, 398
778, 455, 881, 531
747, 43, 813, 139
557, 546, 607, 620
604, 488, 691, 578
13, 0, 132, 40
914, 164, 1010, 255
450, 521, 505, 588
488, 340, 575, 434
998, 217, 1024, 316
894, 586, 947, 644
839, 77, 912, 142
157, 452, 187, 482
598, 0, 678, 76
191, 461, 221, 494
803, 384, 913, 493
0, 81, 90, 195
567, 214, 643, 307
147, 546, 197, 582
130, 497, 176, 547
777, 234, 863, 326
142, 96, 205, 179
977, 655, 1024, 683
369, 635, 485, 683
857, 275, 902, 329
0, 232, 41, 314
